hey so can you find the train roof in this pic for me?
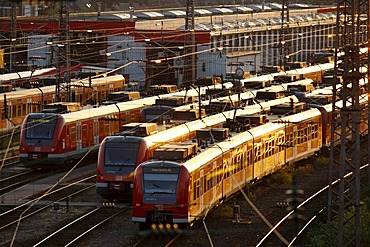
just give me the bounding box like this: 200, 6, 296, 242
97, 13, 138, 21
134, 11, 164, 20
182, 106, 323, 173
207, 7, 234, 15
46, 83, 233, 123
285, 62, 334, 75
247, 5, 272, 12
162, 10, 187, 18
0, 68, 56, 84
193, 9, 213, 17
227, 6, 253, 14
267, 3, 284, 10
142, 95, 300, 148
0, 74, 125, 102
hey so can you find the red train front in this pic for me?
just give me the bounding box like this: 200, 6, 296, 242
96, 136, 149, 201
19, 113, 66, 169
132, 161, 190, 230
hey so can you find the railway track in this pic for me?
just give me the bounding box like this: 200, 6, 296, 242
33, 207, 128, 247
133, 231, 181, 247
0, 174, 95, 236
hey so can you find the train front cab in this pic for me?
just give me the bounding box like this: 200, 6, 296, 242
19, 113, 65, 169
96, 136, 149, 200
132, 161, 190, 230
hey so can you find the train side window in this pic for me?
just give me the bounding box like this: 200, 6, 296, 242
246, 149, 252, 166
32, 104, 36, 113
254, 145, 261, 162
312, 124, 318, 139
70, 126, 76, 147
232, 157, 237, 174
94, 121, 99, 136
104, 121, 109, 134
287, 133, 293, 147
82, 124, 88, 140
12, 105, 16, 118
202, 176, 206, 194
194, 180, 200, 199
217, 166, 222, 183
99, 120, 104, 135
22, 104, 26, 116
88, 123, 93, 141
206, 172, 212, 191
265, 141, 270, 157
17, 105, 21, 117
224, 163, 229, 178
304, 128, 308, 142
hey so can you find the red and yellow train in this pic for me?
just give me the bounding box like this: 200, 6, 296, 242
1, 74, 125, 132
96, 95, 300, 200
131, 96, 368, 229
18, 84, 231, 169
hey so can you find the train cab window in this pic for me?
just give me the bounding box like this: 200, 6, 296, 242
104, 141, 140, 167
142, 166, 180, 204
25, 115, 57, 139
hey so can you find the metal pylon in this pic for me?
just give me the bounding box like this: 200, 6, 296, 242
183, 0, 195, 88
327, 1, 368, 246
56, 0, 72, 102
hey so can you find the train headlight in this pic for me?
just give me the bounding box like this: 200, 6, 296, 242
177, 203, 186, 208
135, 202, 142, 207
98, 174, 104, 180
20, 146, 25, 151
51, 147, 56, 152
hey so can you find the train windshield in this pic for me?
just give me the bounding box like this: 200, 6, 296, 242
104, 142, 139, 166
142, 167, 180, 204
25, 115, 58, 139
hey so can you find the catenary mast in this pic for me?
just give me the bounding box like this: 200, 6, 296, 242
327, 0, 369, 246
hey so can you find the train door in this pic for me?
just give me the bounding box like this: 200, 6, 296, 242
76, 121, 82, 150
94, 119, 99, 145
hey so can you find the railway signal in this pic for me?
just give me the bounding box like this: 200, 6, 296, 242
285, 172, 304, 222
